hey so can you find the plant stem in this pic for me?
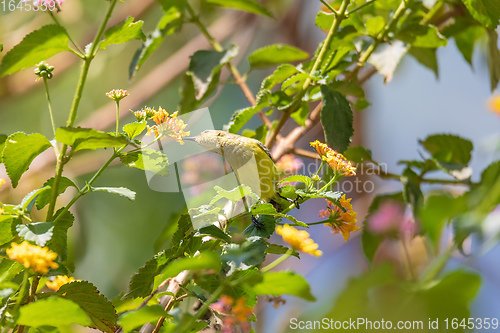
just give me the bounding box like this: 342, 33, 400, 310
10, 270, 29, 333
46, 0, 118, 222
265, 0, 351, 149
183, 284, 225, 333
261, 248, 293, 273
43, 77, 57, 138
115, 101, 120, 135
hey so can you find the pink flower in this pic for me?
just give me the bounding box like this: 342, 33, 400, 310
368, 200, 413, 236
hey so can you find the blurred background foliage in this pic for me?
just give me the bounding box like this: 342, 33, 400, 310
1, 0, 500, 331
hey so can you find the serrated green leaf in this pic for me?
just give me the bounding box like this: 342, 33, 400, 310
195, 225, 231, 243
2, 132, 51, 188
123, 122, 146, 140
248, 44, 308, 68
56, 127, 129, 152
159, 252, 221, 281
0, 215, 17, 246
251, 203, 307, 227
226, 106, 259, 134
48, 209, 74, 261
207, 0, 273, 18
90, 187, 136, 201
290, 101, 309, 127
296, 190, 343, 206
120, 149, 169, 176
260, 64, 300, 91
454, 25, 485, 66
413, 25, 447, 48
124, 252, 169, 299
16, 222, 54, 247
487, 29, 500, 91
252, 271, 315, 301
0, 259, 24, 285
279, 175, 312, 188
119, 305, 167, 332
222, 237, 268, 269
36, 177, 77, 210
243, 215, 276, 238
419, 134, 473, 170
0, 25, 70, 76
463, 0, 500, 29
210, 185, 260, 205
58, 281, 118, 333
100, 17, 146, 50
320, 85, 353, 153
19, 187, 48, 212
18, 297, 91, 328
179, 45, 238, 113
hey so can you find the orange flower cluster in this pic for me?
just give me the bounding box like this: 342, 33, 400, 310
147, 107, 190, 144
7, 241, 59, 274
310, 141, 356, 176
276, 224, 322, 257
211, 295, 253, 333
320, 195, 360, 242
46, 275, 79, 291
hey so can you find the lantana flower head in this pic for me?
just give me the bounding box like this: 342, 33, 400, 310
7, 241, 59, 274
276, 224, 322, 256
106, 89, 128, 102
320, 195, 360, 242
211, 295, 253, 333
46, 275, 79, 291
310, 140, 356, 177
147, 107, 190, 144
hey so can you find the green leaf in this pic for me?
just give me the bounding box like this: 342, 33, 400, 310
195, 225, 231, 243
248, 44, 308, 68
179, 45, 238, 113
409, 47, 439, 78
18, 297, 91, 328
225, 106, 259, 134
462, 0, 500, 28
253, 271, 315, 301
90, 187, 136, 201
320, 85, 353, 153
419, 194, 466, 251
413, 25, 447, 48
120, 149, 169, 176
2, 132, 51, 188
222, 237, 268, 269
454, 25, 485, 66
48, 209, 74, 261
100, 17, 146, 50
366, 16, 385, 36
243, 214, 276, 238
343, 145, 373, 164
0, 25, 70, 77
56, 127, 129, 152
251, 203, 308, 227
486, 29, 500, 91
123, 122, 146, 140
58, 281, 118, 333
129, 3, 185, 78
159, 252, 221, 281
266, 243, 300, 258
0, 259, 24, 285
0, 134, 7, 163
36, 177, 77, 210
16, 222, 54, 247
0, 215, 17, 246
296, 190, 342, 206
207, 0, 273, 18
291, 102, 309, 127
315, 12, 334, 30
279, 175, 312, 188
402, 168, 423, 214
210, 185, 260, 205
419, 134, 473, 170
124, 252, 169, 299
260, 64, 300, 91
119, 305, 167, 332
19, 187, 48, 212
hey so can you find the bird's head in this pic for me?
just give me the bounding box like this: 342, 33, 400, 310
184, 130, 226, 151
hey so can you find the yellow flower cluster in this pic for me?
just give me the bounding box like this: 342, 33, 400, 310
7, 241, 59, 274
488, 95, 500, 116
147, 107, 190, 144
105, 89, 129, 102
310, 141, 356, 176
276, 224, 322, 257
46, 275, 79, 291
320, 195, 360, 242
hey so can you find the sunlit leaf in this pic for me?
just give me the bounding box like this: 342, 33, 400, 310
207, 0, 273, 18
18, 297, 91, 328
252, 271, 315, 301
248, 44, 308, 68
100, 17, 146, 50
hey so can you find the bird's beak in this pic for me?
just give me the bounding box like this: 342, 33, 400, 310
183, 136, 196, 142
